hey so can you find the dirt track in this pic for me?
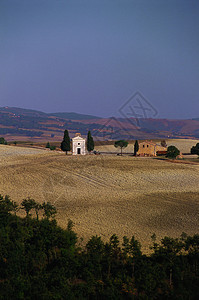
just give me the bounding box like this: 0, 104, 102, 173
0, 145, 199, 252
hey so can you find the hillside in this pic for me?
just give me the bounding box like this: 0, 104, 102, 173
0, 106, 199, 141
50, 111, 101, 120
0, 146, 199, 252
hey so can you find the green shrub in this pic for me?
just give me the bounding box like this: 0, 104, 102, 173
166, 145, 180, 159
0, 137, 6, 144
50, 145, 56, 150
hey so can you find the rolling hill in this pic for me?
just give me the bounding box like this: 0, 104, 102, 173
50, 112, 101, 120
0, 106, 199, 141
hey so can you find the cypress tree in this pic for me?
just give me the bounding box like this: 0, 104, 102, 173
134, 140, 139, 156
46, 142, 50, 148
61, 130, 71, 155
87, 131, 94, 152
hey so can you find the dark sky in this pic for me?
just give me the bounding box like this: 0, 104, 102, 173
1, 0, 199, 119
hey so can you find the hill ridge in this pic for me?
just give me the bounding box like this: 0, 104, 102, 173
0, 106, 199, 141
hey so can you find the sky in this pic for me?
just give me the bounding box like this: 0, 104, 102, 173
1, 0, 199, 119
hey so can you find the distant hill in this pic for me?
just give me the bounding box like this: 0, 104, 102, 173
0, 107, 101, 120
0, 106, 199, 141
50, 112, 101, 120
0, 107, 47, 118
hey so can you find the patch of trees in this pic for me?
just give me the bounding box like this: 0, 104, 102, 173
1, 194, 199, 299
166, 145, 180, 159
0, 137, 7, 144
191, 143, 199, 156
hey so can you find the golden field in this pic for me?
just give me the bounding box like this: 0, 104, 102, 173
95, 138, 199, 153
0, 143, 199, 252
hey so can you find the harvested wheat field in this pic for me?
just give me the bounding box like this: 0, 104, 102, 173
0, 144, 199, 252
95, 138, 199, 153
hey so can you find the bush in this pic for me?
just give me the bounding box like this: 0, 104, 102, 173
191, 143, 199, 156
50, 145, 56, 150
0, 137, 6, 144
45, 142, 56, 150
166, 145, 180, 159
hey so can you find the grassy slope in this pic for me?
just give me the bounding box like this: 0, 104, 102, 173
50, 112, 101, 120
0, 145, 199, 252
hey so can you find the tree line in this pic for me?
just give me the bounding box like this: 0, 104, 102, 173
0, 194, 199, 299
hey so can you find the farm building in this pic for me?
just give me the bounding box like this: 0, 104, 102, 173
72, 133, 86, 155
137, 141, 167, 157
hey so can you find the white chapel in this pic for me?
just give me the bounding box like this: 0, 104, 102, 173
72, 133, 86, 155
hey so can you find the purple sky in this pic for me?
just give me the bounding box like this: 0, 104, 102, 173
1, 0, 199, 119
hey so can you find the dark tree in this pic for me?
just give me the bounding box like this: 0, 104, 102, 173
50, 145, 56, 150
0, 195, 18, 216
134, 140, 139, 156
114, 140, 128, 156
34, 203, 42, 220
21, 198, 37, 218
129, 236, 142, 257
46, 142, 50, 148
42, 202, 57, 220
11, 201, 19, 216
61, 130, 71, 155
0, 137, 6, 144
87, 130, 94, 152
166, 145, 180, 159
191, 143, 199, 156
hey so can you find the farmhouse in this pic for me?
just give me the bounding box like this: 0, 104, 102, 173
72, 133, 86, 155
137, 141, 167, 157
